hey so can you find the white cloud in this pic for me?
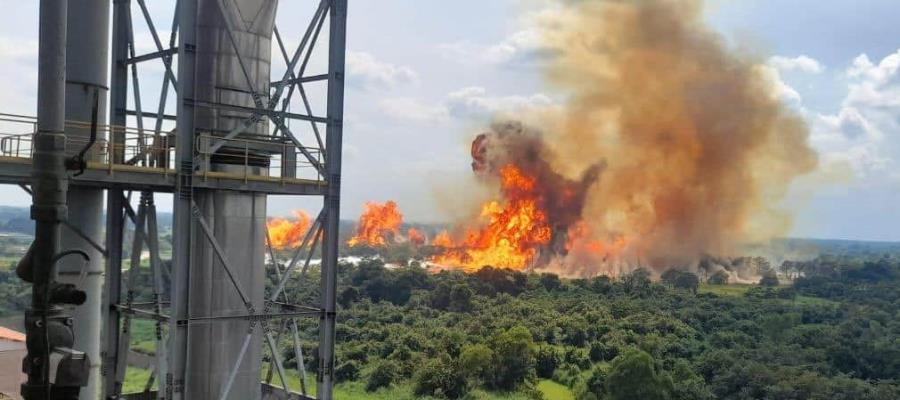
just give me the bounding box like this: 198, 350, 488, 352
377, 97, 449, 125
446, 86, 555, 119
437, 8, 556, 67
346, 51, 418, 90
0, 36, 38, 115
816, 107, 880, 141
437, 34, 547, 66
810, 109, 888, 177
481, 29, 545, 65
0, 37, 37, 62
769, 55, 824, 74
378, 86, 557, 125
844, 51, 900, 110
805, 50, 900, 179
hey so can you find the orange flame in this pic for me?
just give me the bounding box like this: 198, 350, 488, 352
566, 222, 631, 261
347, 201, 403, 247
432, 165, 553, 271
267, 211, 312, 250
407, 228, 426, 246
432, 231, 453, 248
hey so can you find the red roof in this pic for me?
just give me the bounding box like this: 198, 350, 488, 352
0, 327, 25, 342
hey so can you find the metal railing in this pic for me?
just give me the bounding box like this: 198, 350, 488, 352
0, 113, 324, 184
196, 133, 324, 184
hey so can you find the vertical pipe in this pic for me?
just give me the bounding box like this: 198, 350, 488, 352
318, 1, 347, 398
24, 0, 68, 399
169, 0, 198, 398
104, 1, 130, 397
58, 2, 110, 398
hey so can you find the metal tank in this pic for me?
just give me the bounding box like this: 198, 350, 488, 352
188, 1, 277, 399
59, 1, 109, 398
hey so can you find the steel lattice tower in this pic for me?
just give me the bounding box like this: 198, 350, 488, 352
0, 1, 346, 399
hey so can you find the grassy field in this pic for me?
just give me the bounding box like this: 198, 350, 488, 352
698, 283, 753, 296
536, 380, 575, 400
122, 367, 155, 394
698, 283, 837, 306
153, 365, 577, 400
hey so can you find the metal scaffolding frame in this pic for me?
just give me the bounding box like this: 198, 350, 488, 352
0, 0, 345, 399
123, 1, 344, 399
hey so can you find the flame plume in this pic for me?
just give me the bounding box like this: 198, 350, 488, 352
407, 228, 426, 246
433, 165, 558, 271
267, 211, 312, 250
348, 201, 404, 247
433, 0, 817, 276
432, 231, 454, 248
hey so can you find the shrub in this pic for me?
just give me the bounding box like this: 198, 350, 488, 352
708, 270, 729, 285
535, 346, 560, 378
449, 283, 474, 312
334, 360, 360, 381
365, 360, 398, 392
575, 366, 608, 400
552, 363, 583, 388
606, 349, 672, 400
413, 355, 467, 399
589, 341, 619, 362
565, 347, 592, 370
459, 343, 494, 385
759, 273, 780, 287
488, 325, 536, 390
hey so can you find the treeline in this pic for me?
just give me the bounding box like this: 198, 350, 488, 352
278, 257, 900, 399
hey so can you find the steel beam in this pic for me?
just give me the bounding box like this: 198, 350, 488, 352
318, 1, 347, 398
168, 0, 198, 398
103, 0, 131, 395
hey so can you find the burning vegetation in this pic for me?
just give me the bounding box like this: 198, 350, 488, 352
266, 210, 311, 250
347, 201, 404, 247
431, 0, 817, 276
281, 0, 819, 278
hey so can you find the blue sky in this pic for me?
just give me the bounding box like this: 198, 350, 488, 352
0, 0, 898, 241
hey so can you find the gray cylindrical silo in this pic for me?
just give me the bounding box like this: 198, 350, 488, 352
188, 1, 278, 399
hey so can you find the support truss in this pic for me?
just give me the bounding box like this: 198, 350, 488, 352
99, 1, 346, 399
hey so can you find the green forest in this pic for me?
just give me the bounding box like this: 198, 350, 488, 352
256, 251, 900, 400
0, 230, 899, 399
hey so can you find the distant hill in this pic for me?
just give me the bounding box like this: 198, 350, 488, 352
0, 206, 33, 235
776, 237, 900, 257
0, 206, 173, 236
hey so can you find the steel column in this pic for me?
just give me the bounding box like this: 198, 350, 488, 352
318, 1, 347, 398
103, 0, 131, 396
168, 0, 197, 397
103, 194, 125, 399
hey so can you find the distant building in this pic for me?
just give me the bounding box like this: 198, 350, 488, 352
0, 326, 25, 400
